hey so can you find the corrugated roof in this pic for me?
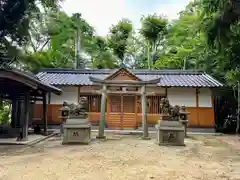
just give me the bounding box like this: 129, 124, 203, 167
36, 68, 223, 88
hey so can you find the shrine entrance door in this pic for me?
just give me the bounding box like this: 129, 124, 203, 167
108, 95, 136, 129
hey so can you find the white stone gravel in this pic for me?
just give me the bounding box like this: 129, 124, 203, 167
0, 134, 239, 180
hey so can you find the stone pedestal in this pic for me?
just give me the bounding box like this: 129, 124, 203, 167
179, 109, 189, 137
59, 117, 67, 134
180, 120, 188, 137
155, 120, 185, 146
62, 118, 91, 145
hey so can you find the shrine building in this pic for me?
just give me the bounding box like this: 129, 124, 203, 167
34, 67, 223, 129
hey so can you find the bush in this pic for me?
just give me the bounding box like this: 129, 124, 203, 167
0, 105, 11, 125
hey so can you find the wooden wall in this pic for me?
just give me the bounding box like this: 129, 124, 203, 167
32, 104, 215, 128
33, 86, 215, 128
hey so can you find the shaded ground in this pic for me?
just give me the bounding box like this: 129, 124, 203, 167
0, 133, 239, 180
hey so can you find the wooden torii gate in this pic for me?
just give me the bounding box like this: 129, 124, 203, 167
89, 76, 160, 140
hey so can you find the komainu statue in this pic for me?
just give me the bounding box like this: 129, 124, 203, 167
170, 105, 180, 121
160, 98, 171, 115
62, 97, 91, 145
62, 96, 88, 118
156, 97, 185, 146
159, 98, 180, 121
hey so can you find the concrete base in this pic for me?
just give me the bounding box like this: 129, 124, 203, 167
155, 120, 185, 146
62, 124, 91, 145
62, 139, 91, 145
62, 117, 92, 145
156, 141, 186, 146
141, 136, 151, 140
96, 135, 106, 140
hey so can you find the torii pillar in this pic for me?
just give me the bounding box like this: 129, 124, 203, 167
141, 85, 150, 140
96, 84, 107, 139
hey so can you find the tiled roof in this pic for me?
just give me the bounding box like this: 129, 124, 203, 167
36, 68, 224, 88
0, 67, 62, 94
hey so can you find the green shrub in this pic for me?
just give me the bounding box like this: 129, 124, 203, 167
0, 105, 11, 125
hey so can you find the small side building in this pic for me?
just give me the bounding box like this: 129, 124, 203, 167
0, 67, 62, 139
34, 68, 223, 129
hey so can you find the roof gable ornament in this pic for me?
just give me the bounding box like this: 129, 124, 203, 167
104, 67, 142, 81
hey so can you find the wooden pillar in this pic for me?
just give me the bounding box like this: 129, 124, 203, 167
48, 92, 51, 104
237, 82, 240, 133
43, 92, 47, 136
135, 95, 138, 127
96, 84, 107, 139
22, 91, 30, 141
11, 98, 17, 128
0, 94, 3, 110
196, 88, 199, 126
141, 85, 150, 140
107, 95, 110, 125
16, 100, 22, 128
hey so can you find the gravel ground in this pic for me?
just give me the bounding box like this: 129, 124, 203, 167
0, 133, 240, 180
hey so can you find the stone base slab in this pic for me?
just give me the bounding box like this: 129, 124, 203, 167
62, 139, 91, 145
156, 141, 186, 146
96, 135, 106, 140
62, 124, 91, 145
141, 136, 151, 140
155, 120, 185, 146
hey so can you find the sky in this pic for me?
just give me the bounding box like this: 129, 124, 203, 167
61, 0, 192, 36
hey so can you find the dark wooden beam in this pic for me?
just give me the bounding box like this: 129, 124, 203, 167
0, 68, 62, 95
93, 90, 156, 96
0, 74, 37, 89
22, 91, 30, 141
48, 92, 51, 104
0, 93, 43, 101
92, 84, 158, 87
11, 99, 17, 128
43, 92, 47, 135
16, 100, 22, 128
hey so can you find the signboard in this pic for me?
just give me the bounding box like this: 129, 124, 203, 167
72, 131, 79, 137
162, 131, 177, 143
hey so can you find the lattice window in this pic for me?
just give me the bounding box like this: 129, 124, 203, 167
79, 95, 103, 112
137, 95, 166, 114
123, 96, 135, 113
110, 96, 121, 112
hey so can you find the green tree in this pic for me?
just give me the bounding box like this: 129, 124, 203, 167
153, 0, 227, 84
155, 2, 203, 69
201, 0, 240, 47
0, 0, 60, 61
140, 14, 168, 69
88, 36, 118, 69
126, 33, 149, 69
24, 11, 97, 72
108, 19, 133, 66
200, 0, 240, 86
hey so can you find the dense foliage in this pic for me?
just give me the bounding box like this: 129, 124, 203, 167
108, 18, 133, 66
0, 0, 61, 63
1, 0, 240, 87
